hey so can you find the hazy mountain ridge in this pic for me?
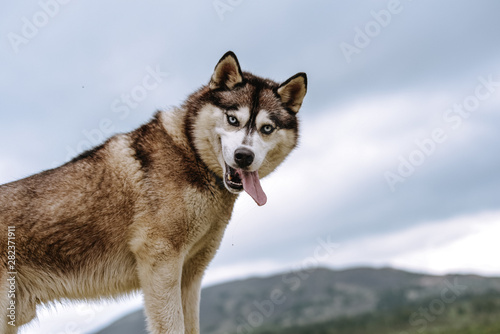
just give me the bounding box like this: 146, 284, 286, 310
95, 267, 500, 334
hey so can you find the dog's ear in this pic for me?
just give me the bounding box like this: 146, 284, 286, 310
210, 51, 244, 90
277, 73, 307, 113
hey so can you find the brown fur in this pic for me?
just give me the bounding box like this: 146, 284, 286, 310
0, 51, 306, 334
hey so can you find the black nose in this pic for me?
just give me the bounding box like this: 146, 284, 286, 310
234, 147, 254, 168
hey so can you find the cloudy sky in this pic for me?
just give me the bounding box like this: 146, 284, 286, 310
1, 1, 500, 333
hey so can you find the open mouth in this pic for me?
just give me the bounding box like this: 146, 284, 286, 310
224, 163, 243, 192
223, 162, 267, 206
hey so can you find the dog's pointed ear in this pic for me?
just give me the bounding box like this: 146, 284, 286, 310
210, 51, 243, 90
277, 73, 307, 113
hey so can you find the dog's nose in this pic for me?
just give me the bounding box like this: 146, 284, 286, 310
234, 147, 254, 168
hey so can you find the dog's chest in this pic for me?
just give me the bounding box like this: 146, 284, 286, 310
180, 188, 236, 256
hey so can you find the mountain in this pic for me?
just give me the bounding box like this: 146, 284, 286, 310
94, 267, 500, 334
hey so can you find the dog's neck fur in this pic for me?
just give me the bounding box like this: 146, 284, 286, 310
155, 106, 228, 193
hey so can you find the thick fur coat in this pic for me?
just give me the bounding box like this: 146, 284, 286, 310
0, 51, 307, 334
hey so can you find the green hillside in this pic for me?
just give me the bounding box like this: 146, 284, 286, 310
250, 291, 500, 334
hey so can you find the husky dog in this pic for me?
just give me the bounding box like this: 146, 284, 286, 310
0, 51, 307, 334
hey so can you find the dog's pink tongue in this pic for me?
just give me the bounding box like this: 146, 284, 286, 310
240, 170, 267, 206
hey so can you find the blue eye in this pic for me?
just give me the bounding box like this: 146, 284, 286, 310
261, 125, 275, 135
227, 115, 239, 126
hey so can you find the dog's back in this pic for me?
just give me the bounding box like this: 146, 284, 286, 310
1, 133, 143, 330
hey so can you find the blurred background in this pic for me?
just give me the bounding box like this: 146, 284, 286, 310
1, 1, 500, 333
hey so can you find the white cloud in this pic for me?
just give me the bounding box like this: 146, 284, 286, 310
205, 210, 500, 292
203, 260, 289, 287
20, 295, 144, 334
320, 210, 500, 276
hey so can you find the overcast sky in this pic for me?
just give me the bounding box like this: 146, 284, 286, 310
1, 1, 500, 333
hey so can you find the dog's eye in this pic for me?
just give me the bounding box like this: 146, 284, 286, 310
261, 124, 275, 135
227, 115, 239, 127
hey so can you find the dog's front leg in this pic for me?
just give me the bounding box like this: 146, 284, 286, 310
137, 255, 185, 334
181, 232, 228, 334
181, 261, 204, 334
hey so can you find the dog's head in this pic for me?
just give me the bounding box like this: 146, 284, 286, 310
186, 51, 307, 205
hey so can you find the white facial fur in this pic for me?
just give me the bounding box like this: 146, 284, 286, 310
192, 103, 297, 190
216, 107, 278, 172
